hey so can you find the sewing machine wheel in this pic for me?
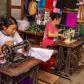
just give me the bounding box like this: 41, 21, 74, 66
1, 44, 13, 61
2, 45, 14, 61
1, 40, 31, 66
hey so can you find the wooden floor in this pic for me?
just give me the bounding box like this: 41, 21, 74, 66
38, 47, 84, 84
38, 70, 59, 84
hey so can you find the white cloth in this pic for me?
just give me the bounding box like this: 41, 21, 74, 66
18, 47, 54, 62
17, 20, 30, 31
0, 31, 23, 64
0, 47, 53, 64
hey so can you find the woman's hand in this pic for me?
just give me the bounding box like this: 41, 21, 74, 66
59, 34, 65, 38
5, 40, 14, 46
58, 29, 62, 32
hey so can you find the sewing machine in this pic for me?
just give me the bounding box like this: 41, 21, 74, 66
63, 29, 76, 43
1, 40, 31, 65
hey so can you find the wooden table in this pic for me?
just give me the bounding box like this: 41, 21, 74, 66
19, 31, 43, 45
0, 57, 41, 84
55, 37, 84, 80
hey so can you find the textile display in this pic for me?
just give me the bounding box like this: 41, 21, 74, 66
37, 0, 46, 10
65, 12, 77, 28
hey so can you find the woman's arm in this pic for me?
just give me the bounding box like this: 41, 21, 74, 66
48, 31, 64, 38
0, 46, 2, 54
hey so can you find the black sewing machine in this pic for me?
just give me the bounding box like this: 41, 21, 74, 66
1, 40, 31, 65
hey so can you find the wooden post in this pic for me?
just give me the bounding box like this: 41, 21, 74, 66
77, 1, 84, 32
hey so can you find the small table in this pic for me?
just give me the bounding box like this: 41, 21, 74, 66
55, 37, 84, 80
0, 57, 41, 84
19, 30, 43, 45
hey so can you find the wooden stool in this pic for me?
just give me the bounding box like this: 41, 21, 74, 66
38, 70, 59, 84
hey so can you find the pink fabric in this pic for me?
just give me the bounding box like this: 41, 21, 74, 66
65, 12, 77, 28
42, 22, 58, 48
45, 0, 53, 9
53, 8, 60, 13
53, 0, 57, 7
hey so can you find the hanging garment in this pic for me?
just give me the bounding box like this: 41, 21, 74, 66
24, 0, 31, 16
65, 12, 78, 28
53, 0, 61, 13
24, 0, 36, 23
45, 0, 53, 13
28, 0, 37, 15
37, 0, 46, 10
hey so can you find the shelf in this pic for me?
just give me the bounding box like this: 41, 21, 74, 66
77, 20, 84, 23
63, 9, 78, 13
20, 30, 43, 36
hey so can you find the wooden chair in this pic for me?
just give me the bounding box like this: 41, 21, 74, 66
38, 70, 59, 84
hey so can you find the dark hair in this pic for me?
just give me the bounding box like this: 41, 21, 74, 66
0, 16, 18, 30
50, 13, 62, 20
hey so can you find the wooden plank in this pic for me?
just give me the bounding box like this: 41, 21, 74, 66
38, 80, 47, 84
56, 38, 84, 48
38, 70, 59, 84
0, 58, 41, 77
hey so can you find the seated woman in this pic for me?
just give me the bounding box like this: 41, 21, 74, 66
0, 16, 23, 63
41, 13, 64, 49
0, 16, 23, 46
41, 13, 64, 71
0, 16, 53, 63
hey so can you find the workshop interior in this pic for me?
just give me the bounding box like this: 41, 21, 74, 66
0, 0, 84, 84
